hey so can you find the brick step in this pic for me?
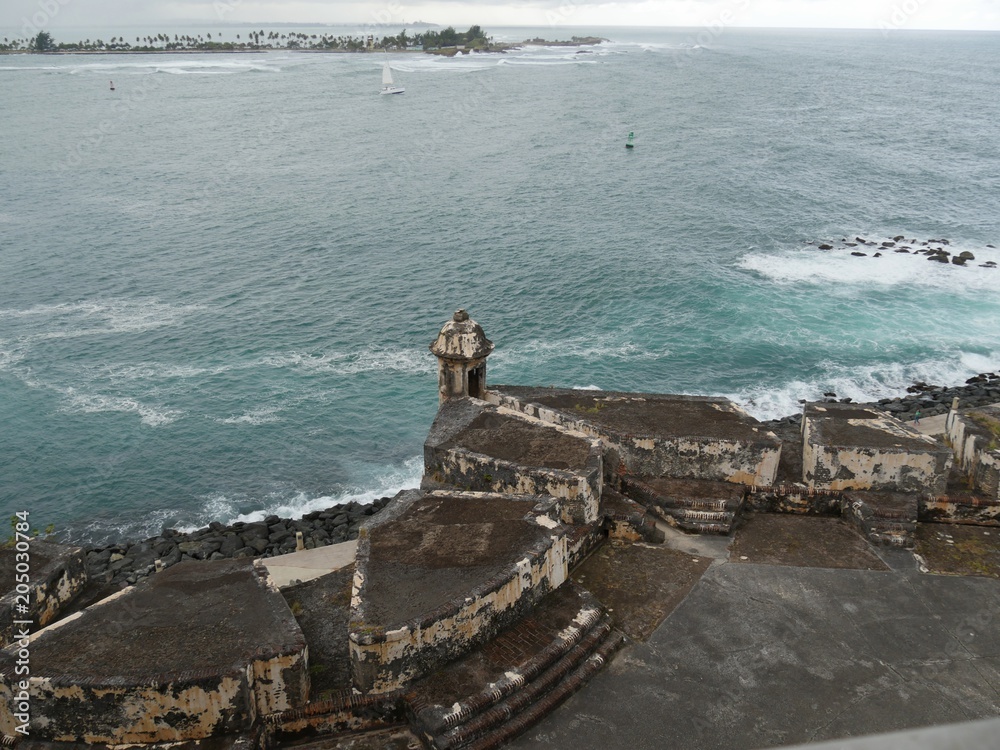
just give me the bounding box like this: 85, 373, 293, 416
431, 617, 621, 750
404, 583, 615, 746
600, 488, 665, 544
745, 485, 842, 516
455, 628, 626, 750
921, 492, 1000, 526
620, 476, 746, 535
270, 689, 404, 739
656, 506, 737, 535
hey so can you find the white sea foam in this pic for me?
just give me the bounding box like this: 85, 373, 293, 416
175, 455, 425, 532
217, 406, 283, 425
97, 360, 251, 382
493, 335, 664, 365
0, 342, 24, 371
739, 244, 1000, 293
81, 345, 431, 387
56, 59, 282, 76
726, 353, 1000, 422
0, 299, 203, 331
59, 388, 183, 426
263, 347, 435, 376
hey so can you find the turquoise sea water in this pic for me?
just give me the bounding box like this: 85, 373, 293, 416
2, 27, 1000, 543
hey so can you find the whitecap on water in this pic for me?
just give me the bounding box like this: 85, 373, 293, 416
493, 335, 665, 365
217, 406, 283, 425
0, 299, 203, 333
726, 353, 1000, 422
263, 346, 434, 376
58, 388, 183, 427
738, 244, 1000, 294
175, 455, 425, 532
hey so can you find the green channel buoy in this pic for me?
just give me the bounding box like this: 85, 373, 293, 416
625, 131, 634, 149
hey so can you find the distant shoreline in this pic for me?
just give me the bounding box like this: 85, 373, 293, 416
0, 36, 606, 56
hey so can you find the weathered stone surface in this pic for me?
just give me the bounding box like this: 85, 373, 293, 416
0, 558, 308, 743
841, 490, 919, 548
350, 490, 569, 694
424, 398, 603, 525
622, 476, 746, 534
946, 405, 1000, 501
802, 402, 952, 495
490, 386, 782, 487
430, 309, 494, 402
0, 540, 87, 649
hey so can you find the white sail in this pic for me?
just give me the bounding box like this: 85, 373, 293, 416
380, 62, 404, 94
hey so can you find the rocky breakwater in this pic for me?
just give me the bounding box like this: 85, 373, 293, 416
808, 235, 998, 268
876, 373, 1000, 422
762, 372, 1000, 432
85, 497, 392, 586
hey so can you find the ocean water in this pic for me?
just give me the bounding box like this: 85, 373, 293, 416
2, 27, 999, 544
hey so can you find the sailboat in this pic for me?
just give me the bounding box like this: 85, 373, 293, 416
380, 63, 404, 95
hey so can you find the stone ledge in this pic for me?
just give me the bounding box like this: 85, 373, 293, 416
489, 386, 782, 486
0, 540, 87, 649
349, 491, 570, 694
0, 559, 308, 743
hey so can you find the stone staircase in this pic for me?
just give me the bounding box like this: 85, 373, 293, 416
620, 476, 746, 534
600, 488, 666, 544
403, 583, 625, 750
270, 689, 405, 740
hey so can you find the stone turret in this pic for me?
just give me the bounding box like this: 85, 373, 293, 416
430, 309, 494, 403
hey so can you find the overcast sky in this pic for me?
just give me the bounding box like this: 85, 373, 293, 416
5, 0, 1000, 33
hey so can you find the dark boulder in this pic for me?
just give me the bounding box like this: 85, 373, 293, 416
851, 251, 867, 257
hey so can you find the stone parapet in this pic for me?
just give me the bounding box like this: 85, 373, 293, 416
489, 387, 781, 487
0, 540, 87, 650
424, 398, 603, 525
802, 403, 952, 495
0, 559, 308, 743
946, 406, 1000, 501
349, 490, 569, 694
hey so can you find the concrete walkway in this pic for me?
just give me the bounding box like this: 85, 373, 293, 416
909, 411, 949, 438
509, 558, 1000, 750
261, 539, 358, 589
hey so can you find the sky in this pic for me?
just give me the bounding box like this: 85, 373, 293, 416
4, 0, 1000, 35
